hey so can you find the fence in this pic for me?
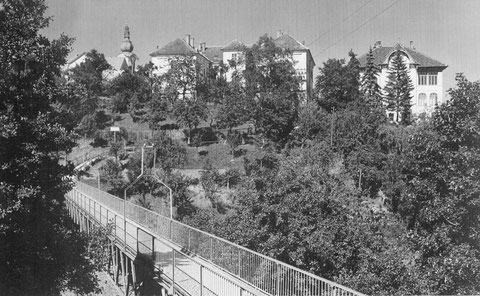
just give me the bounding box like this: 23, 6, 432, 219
67, 184, 261, 296
72, 181, 366, 296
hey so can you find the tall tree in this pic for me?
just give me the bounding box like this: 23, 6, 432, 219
360, 47, 383, 112
161, 56, 208, 143
68, 49, 110, 95
314, 51, 361, 113
384, 49, 414, 125
243, 34, 300, 148
0, 0, 102, 294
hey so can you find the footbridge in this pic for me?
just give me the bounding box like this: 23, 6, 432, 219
66, 181, 366, 296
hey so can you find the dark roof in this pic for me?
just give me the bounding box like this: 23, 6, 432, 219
202, 46, 223, 64
358, 44, 447, 69
274, 34, 309, 51
221, 40, 245, 51
149, 38, 197, 56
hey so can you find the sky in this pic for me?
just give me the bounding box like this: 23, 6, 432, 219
42, 0, 480, 94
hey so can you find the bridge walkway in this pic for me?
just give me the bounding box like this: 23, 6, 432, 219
66, 181, 366, 296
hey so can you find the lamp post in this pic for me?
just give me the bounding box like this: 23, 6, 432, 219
122, 143, 174, 252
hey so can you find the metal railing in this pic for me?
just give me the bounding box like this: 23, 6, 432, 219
71, 181, 366, 296
67, 184, 263, 296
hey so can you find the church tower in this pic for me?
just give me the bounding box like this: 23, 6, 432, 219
118, 25, 137, 72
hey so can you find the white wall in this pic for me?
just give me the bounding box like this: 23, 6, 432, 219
376, 51, 444, 119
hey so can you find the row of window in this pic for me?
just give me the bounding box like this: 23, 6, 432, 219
418, 93, 438, 106
418, 72, 437, 85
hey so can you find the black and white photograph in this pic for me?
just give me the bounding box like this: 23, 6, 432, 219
1, 0, 479, 295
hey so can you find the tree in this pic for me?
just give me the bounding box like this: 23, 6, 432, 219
384, 49, 414, 125
99, 158, 125, 196
0, 0, 103, 294
360, 47, 384, 113
108, 71, 153, 118
314, 51, 361, 112
161, 56, 208, 143
69, 49, 110, 95
216, 78, 251, 131
242, 35, 300, 147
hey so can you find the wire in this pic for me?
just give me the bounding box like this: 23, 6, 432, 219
314, 0, 402, 59
307, 0, 375, 47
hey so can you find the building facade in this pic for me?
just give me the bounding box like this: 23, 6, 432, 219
274, 32, 315, 101
149, 35, 210, 77
150, 33, 315, 101
359, 42, 448, 120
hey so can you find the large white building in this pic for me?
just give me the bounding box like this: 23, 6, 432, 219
151, 33, 315, 101
149, 35, 210, 77
274, 32, 315, 101
359, 41, 448, 120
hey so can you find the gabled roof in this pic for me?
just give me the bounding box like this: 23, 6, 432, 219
202, 46, 223, 64
150, 38, 197, 57
358, 44, 447, 69
274, 33, 315, 66
67, 52, 87, 65
221, 39, 245, 51
274, 34, 309, 51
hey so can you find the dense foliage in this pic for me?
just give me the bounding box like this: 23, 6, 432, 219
0, 1, 104, 294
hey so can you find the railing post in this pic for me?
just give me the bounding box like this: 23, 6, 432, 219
172, 249, 175, 295
136, 227, 139, 253
238, 247, 241, 276
188, 228, 191, 250
276, 263, 281, 296
169, 220, 172, 240
151, 237, 155, 261
200, 265, 203, 296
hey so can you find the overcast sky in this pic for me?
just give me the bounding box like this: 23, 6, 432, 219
43, 0, 480, 94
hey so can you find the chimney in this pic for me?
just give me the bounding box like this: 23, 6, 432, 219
185, 34, 191, 46
200, 42, 206, 52
374, 40, 381, 49
191, 37, 195, 49
277, 30, 282, 38
302, 41, 305, 45
410, 41, 415, 50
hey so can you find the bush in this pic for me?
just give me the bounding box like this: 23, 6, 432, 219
90, 133, 108, 148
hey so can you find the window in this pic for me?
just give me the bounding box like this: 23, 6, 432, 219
430, 93, 438, 105
231, 53, 237, 60
428, 73, 437, 85
418, 73, 427, 85
418, 93, 427, 106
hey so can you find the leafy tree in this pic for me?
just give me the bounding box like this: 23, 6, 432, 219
152, 132, 187, 174
0, 0, 103, 294
168, 172, 196, 220
384, 49, 414, 125
108, 71, 153, 118
55, 78, 97, 131
216, 79, 251, 131
99, 158, 125, 196
314, 51, 361, 112
242, 35, 300, 147
173, 97, 207, 144
69, 49, 110, 95
160, 56, 208, 143
291, 101, 330, 147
